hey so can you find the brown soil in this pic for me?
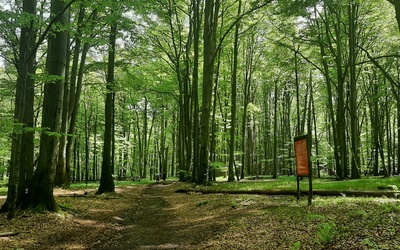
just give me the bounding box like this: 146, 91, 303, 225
0, 182, 399, 249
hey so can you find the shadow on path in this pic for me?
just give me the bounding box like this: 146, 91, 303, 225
94, 183, 226, 250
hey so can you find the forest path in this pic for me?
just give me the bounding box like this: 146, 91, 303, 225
94, 182, 219, 250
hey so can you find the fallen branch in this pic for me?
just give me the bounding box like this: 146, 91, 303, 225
0, 232, 19, 237
176, 189, 400, 198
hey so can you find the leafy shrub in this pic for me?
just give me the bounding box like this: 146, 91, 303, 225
178, 170, 192, 182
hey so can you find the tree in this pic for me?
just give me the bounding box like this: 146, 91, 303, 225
4, 0, 36, 218
228, 0, 242, 182
27, 0, 70, 211
97, 15, 117, 194
348, 1, 361, 179
197, 0, 219, 184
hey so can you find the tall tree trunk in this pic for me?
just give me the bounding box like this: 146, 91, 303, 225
135, 109, 143, 179
55, 4, 86, 187
228, 0, 241, 182
92, 103, 98, 180
84, 101, 92, 183
295, 49, 301, 135
143, 97, 149, 178
4, 0, 36, 218
310, 74, 320, 178
197, 0, 219, 184
272, 82, 278, 179
348, 2, 360, 179
397, 98, 400, 175
97, 21, 117, 194
111, 92, 116, 176
171, 121, 176, 177
316, 3, 342, 179
65, 42, 90, 186
334, 10, 347, 179
54, 42, 70, 187
191, 0, 200, 182
209, 42, 222, 181
27, 0, 69, 211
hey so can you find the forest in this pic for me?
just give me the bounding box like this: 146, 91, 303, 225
1, 0, 400, 220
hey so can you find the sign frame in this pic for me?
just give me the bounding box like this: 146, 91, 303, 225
294, 134, 313, 206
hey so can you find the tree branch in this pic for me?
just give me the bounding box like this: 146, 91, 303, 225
214, 0, 273, 61
27, 0, 78, 62
358, 45, 399, 103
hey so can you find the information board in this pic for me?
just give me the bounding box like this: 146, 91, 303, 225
294, 135, 310, 177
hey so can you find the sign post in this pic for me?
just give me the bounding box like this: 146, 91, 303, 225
294, 134, 312, 206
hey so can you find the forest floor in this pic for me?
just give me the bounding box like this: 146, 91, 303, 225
0, 181, 399, 249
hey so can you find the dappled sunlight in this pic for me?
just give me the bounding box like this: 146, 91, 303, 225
162, 203, 185, 211
64, 244, 89, 250
74, 218, 101, 226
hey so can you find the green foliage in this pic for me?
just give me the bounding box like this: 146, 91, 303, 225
196, 201, 208, 207
210, 161, 225, 169
291, 241, 301, 250
203, 176, 400, 192
362, 238, 389, 250
348, 208, 368, 219
230, 200, 239, 209
307, 213, 325, 222
317, 221, 336, 245
178, 171, 192, 182
58, 203, 76, 212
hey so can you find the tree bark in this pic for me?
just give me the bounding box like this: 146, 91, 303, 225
348, 2, 360, 179
27, 0, 69, 211
191, 0, 200, 182
97, 20, 117, 194
4, 0, 36, 218
228, 0, 241, 182
272, 82, 278, 179
197, 0, 219, 184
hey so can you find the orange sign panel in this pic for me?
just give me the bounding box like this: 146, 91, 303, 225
294, 137, 309, 177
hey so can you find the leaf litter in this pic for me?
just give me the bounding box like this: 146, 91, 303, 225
0, 182, 398, 249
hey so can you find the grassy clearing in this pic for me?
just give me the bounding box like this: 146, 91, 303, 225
210, 176, 400, 192
0, 175, 398, 196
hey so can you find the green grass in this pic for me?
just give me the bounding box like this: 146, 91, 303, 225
0, 176, 398, 196
208, 176, 400, 192
0, 177, 175, 196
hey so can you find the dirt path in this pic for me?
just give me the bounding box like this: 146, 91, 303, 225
94, 183, 212, 249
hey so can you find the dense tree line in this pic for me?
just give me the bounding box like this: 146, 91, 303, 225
0, 0, 399, 216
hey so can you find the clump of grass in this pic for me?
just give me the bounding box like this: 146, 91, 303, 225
230, 200, 239, 209
348, 208, 368, 219
317, 221, 336, 245
291, 241, 301, 250
362, 238, 379, 249
307, 213, 325, 222
196, 201, 208, 207
58, 203, 80, 214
